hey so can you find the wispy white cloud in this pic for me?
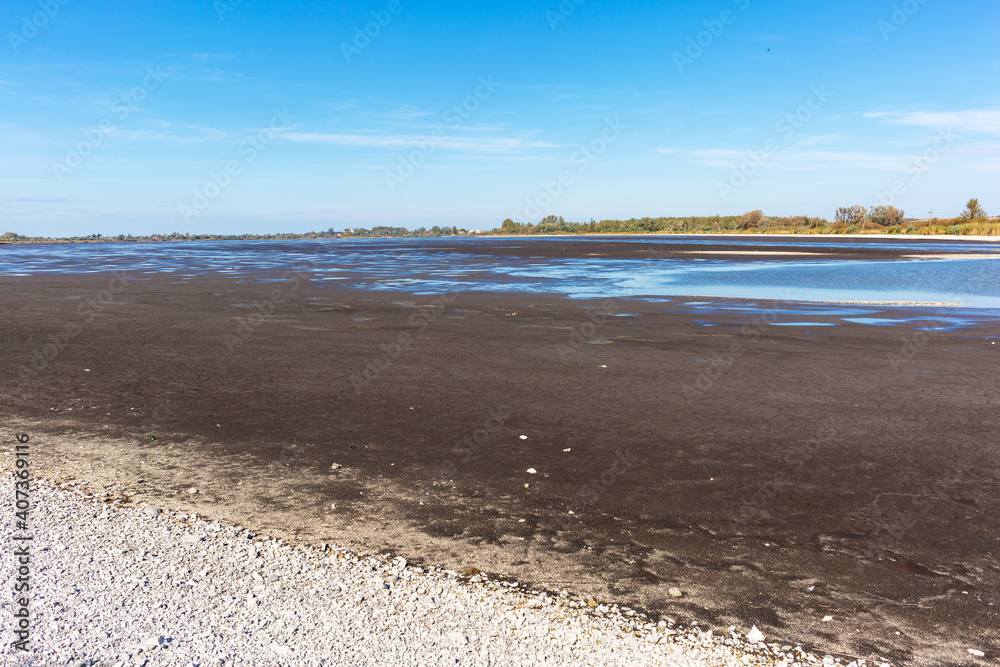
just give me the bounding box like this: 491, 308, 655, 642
0, 197, 71, 203
109, 118, 298, 144
867, 110, 1000, 136
657, 147, 906, 171
281, 132, 555, 153
113, 120, 238, 143
795, 133, 848, 147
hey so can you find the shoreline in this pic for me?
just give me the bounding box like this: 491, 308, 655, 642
2, 470, 868, 667
3, 231, 1000, 246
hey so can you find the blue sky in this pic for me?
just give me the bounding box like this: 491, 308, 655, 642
2, 0, 998, 237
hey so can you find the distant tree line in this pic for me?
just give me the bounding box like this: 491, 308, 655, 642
339, 225, 470, 238
2, 198, 995, 244
498, 213, 830, 235
493, 198, 995, 237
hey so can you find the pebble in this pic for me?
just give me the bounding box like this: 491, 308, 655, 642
0, 471, 865, 667
668, 587, 683, 598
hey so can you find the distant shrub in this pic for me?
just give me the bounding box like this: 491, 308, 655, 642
739, 210, 764, 229
869, 205, 905, 227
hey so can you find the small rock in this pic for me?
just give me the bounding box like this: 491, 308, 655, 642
587, 599, 598, 607
187, 487, 199, 495
822, 615, 833, 622
458, 567, 480, 576
519, 435, 528, 440
135, 635, 162, 652
747, 626, 765, 644
526, 468, 537, 475
330, 463, 342, 470
968, 649, 985, 657
269, 642, 294, 658
668, 588, 683, 598
141, 506, 162, 519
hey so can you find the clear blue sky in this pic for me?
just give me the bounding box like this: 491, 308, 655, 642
2, 0, 998, 237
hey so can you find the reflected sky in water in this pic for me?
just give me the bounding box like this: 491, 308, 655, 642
3, 237, 1000, 328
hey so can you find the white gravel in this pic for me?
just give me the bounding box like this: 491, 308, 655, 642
2, 475, 878, 667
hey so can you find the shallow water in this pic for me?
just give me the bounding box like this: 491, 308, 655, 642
4, 237, 1000, 328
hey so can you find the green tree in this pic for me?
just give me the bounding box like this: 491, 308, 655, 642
835, 205, 868, 227
869, 205, 905, 227
959, 198, 988, 221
